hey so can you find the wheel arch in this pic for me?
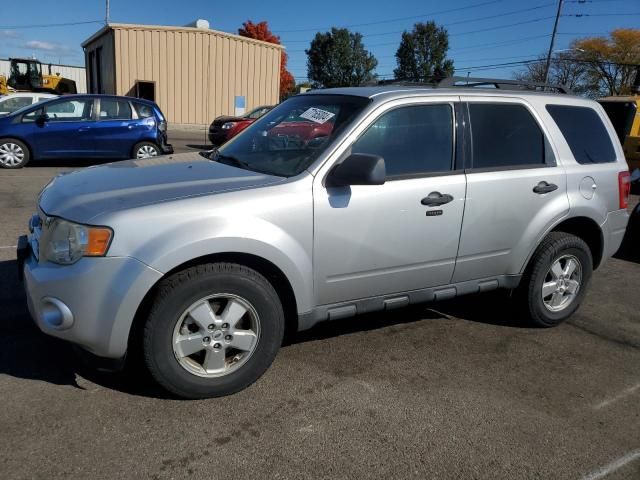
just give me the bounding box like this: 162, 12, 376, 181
127, 252, 300, 357
521, 215, 604, 274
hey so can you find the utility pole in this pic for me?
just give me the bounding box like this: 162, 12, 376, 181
105, 0, 110, 25
543, 0, 563, 87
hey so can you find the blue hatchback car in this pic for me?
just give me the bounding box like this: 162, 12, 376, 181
0, 94, 173, 168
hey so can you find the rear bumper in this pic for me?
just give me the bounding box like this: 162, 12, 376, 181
602, 208, 630, 260
21, 248, 163, 359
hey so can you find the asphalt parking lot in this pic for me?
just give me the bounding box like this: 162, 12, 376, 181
0, 140, 639, 479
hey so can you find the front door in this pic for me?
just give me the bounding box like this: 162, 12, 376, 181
313, 100, 467, 305
452, 98, 570, 282
34, 98, 96, 158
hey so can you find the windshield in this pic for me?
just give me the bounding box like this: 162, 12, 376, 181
212, 95, 370, 177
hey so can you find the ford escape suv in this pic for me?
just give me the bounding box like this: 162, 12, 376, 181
18, 81, 630, 399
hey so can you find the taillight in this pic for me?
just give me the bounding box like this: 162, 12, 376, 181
618, 171, 631, 209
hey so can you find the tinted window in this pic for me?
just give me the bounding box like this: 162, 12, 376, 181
45, 99, 93, 122
546, 105, 616, 164
99, 99, 132, 120
469, 103, 545, 169
352, 104, 453, 177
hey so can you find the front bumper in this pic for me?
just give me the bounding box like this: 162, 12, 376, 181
19, 238, 163, 359
208, 128, 227, 146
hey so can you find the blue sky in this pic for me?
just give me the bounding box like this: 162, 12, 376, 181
1, 0, 638, 81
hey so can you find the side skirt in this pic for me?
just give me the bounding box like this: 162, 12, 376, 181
297, 274, 522, 331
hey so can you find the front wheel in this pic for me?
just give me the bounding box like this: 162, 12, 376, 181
132, 141, 160, 159
0, 138, 30, 168
518, 232, 593, 327
143, 263, 285, 399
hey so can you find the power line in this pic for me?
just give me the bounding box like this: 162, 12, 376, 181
276, 0, 506, 33
281, 3, 557, 43
286, 17, 557, 53
0, 20, 103, 29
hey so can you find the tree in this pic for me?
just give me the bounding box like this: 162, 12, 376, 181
394, 22, 454, 82
573, 29, 640, 96
306, 28, 378, 88
515, 51, 588, 94
238, 20, 295, 100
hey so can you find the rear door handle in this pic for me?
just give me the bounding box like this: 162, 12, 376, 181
533, 181, 558, 194
421, 192, 454, 206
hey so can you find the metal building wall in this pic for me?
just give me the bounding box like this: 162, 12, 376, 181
93, 24, 282, 126
0, 59, 87, 93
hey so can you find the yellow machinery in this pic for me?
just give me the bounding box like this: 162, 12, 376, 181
599, 95, 640, 172
0, 58, 77, 96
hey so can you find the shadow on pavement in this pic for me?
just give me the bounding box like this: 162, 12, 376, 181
185, 144, 213, 150
0, 255, 529, 399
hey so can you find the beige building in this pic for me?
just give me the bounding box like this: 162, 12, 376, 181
82, 22, 283, 127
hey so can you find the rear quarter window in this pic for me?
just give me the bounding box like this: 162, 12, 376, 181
546, 105, 617, 164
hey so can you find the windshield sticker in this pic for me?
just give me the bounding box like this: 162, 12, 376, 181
299, 107, 336, 124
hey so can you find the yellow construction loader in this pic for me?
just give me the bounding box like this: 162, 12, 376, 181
0, 58, 77, 96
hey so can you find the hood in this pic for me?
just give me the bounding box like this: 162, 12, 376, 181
39, 152, 285, 223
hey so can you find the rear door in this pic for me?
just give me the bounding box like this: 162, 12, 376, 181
92, 98, 137, 157
452, 97, 569, 282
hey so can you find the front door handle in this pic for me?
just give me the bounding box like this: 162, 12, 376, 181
421, 192, 454, 206
78, 126, 91, 132
533, 181, 558, 194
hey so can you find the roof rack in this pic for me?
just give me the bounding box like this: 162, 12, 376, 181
365, 76, 572, 94
437, 76, 572, 94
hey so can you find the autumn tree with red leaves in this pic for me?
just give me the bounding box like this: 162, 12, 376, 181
238, 20, 295, 100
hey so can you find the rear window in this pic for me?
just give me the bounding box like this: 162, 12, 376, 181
546, 105, 616, 164
133, 102, 154, 118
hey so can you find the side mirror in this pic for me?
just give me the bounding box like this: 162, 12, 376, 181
35, 113, 50, 126
327, 153, 386, 187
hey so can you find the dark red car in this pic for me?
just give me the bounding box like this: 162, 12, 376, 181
208, 105, 273, 145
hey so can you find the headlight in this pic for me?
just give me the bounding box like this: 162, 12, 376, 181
221, 122, 236, 130
42, 218, 113, 265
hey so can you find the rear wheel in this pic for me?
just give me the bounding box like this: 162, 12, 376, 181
132, 141, 160, 159
143, 263, 284, 399
0, 138, 30, 168
518, 232, 593, 327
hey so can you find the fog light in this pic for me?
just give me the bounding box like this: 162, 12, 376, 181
40, 297, 74, 329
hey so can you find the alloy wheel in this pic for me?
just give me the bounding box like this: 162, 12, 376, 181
542, 254, 582, 312
172, 294, 260, 378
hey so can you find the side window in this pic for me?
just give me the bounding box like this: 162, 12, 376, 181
133, 102, 153, 118
45, 99, 93, 122
0, 97, 32, 113
546, 105, 616, 164
352, 104, 454, 177
22, 108, 43, 123
99, 99, 132, 120
468, 103, 546, 169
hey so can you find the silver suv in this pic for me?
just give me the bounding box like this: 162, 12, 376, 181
18, 83, 631, 398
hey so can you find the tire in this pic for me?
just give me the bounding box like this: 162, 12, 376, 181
0, 138, 30, 168
518, 232, 593, 327
143, 263, 284, 399
132, 141, 160, 159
